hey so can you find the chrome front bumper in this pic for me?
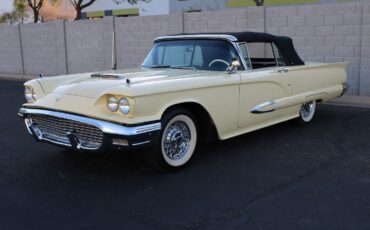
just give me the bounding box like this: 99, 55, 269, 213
18, 108, 161, 151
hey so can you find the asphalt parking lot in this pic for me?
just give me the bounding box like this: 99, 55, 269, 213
1, 79, 370, 230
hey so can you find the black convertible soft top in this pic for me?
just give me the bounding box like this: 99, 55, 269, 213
228, 32, 304, 66
166, 32, 305, 66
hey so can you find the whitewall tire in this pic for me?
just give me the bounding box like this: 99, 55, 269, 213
298, 101, 316, 123
161, 115, 197, 167
147, 109, 198, 171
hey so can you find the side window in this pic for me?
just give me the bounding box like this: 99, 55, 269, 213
272, 43, 286, 67
238, 43, 252, 70
246, 42, 286, 69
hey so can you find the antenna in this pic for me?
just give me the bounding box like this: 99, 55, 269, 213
111, 29, 117, 70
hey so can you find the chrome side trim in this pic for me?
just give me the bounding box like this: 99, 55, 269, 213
132, 140, 151, 146
251, 101, 276, 114
18, 108, 161, 136
154, 34, 238, 43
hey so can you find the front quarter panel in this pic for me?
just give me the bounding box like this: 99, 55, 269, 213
134, 83, 240, 139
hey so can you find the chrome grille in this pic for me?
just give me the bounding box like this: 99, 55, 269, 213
30, 114, 103, 149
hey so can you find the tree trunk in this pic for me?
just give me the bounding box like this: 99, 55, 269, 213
33, 9, 39, 23
253, 0, 264, 6
74, 7, 82, 20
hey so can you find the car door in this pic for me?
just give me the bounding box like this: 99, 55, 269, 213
237, 42, 293, 128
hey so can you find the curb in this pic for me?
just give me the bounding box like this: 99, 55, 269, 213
326, 95, 370, 109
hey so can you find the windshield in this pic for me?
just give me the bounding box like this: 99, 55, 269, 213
142, 39, 242, 71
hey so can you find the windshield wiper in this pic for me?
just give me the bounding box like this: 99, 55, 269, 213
170, 66, 197, 71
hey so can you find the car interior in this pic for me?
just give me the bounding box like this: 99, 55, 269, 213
247, 42, 287, 69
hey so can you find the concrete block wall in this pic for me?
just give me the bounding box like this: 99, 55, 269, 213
0, 25, 23, 74
65, 17, 114, 74
360, 2, 370, 96
20, 21, 67, 76
115, 13, 183, 69
266, 2, 362, 95
1, 2, 370, 95
184, 7, 264, 33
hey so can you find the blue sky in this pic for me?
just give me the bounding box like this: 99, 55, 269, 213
0, 0, 13, 13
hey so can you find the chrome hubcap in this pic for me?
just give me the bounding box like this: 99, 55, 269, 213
163, 121, 191, 160
301, 102, 314, 119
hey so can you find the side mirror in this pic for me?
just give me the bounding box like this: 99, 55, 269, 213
227, 59, 241, 74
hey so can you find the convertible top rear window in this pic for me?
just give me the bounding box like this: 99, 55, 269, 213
142, 39, 243, 71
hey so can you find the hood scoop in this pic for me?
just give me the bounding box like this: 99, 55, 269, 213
91, 72, 132, 86
91, 73, 125, 80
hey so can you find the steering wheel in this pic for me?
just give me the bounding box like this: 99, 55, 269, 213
208, 59, 229, 68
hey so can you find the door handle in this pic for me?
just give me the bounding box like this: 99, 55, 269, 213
278, 68, 289, 73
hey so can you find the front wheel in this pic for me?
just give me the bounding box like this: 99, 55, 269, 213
297, 101, 317, 124
147, 109, 197, 171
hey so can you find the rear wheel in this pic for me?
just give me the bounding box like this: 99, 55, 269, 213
297, 101, 316, 124
147, 109, 197, 171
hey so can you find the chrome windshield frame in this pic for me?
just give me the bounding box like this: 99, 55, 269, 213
154, 34, 238, 43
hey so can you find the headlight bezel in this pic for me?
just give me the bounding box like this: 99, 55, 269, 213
107, 95, 119, 112
107, 95, 132, 115
24, 86, 36, 103
119, 97, 131, 115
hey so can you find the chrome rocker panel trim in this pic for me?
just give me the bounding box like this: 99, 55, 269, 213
18, 108, 161, 136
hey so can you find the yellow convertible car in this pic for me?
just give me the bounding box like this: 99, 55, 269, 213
18, 32, 348, 170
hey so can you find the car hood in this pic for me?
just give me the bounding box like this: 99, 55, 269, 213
44, 68, 211, 99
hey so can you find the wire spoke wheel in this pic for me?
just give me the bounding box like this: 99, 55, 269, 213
160, 114, 197, 168
299, 101, 316, 123
163, 121, 191, 160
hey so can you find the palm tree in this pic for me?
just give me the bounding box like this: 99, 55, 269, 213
14, 0, 28, 23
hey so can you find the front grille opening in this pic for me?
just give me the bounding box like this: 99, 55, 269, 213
30, 114, 103, 149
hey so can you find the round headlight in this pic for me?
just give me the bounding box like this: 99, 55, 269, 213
107, 96, 118, 112
119, 98, 130, 114
25, 87, 35, 102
